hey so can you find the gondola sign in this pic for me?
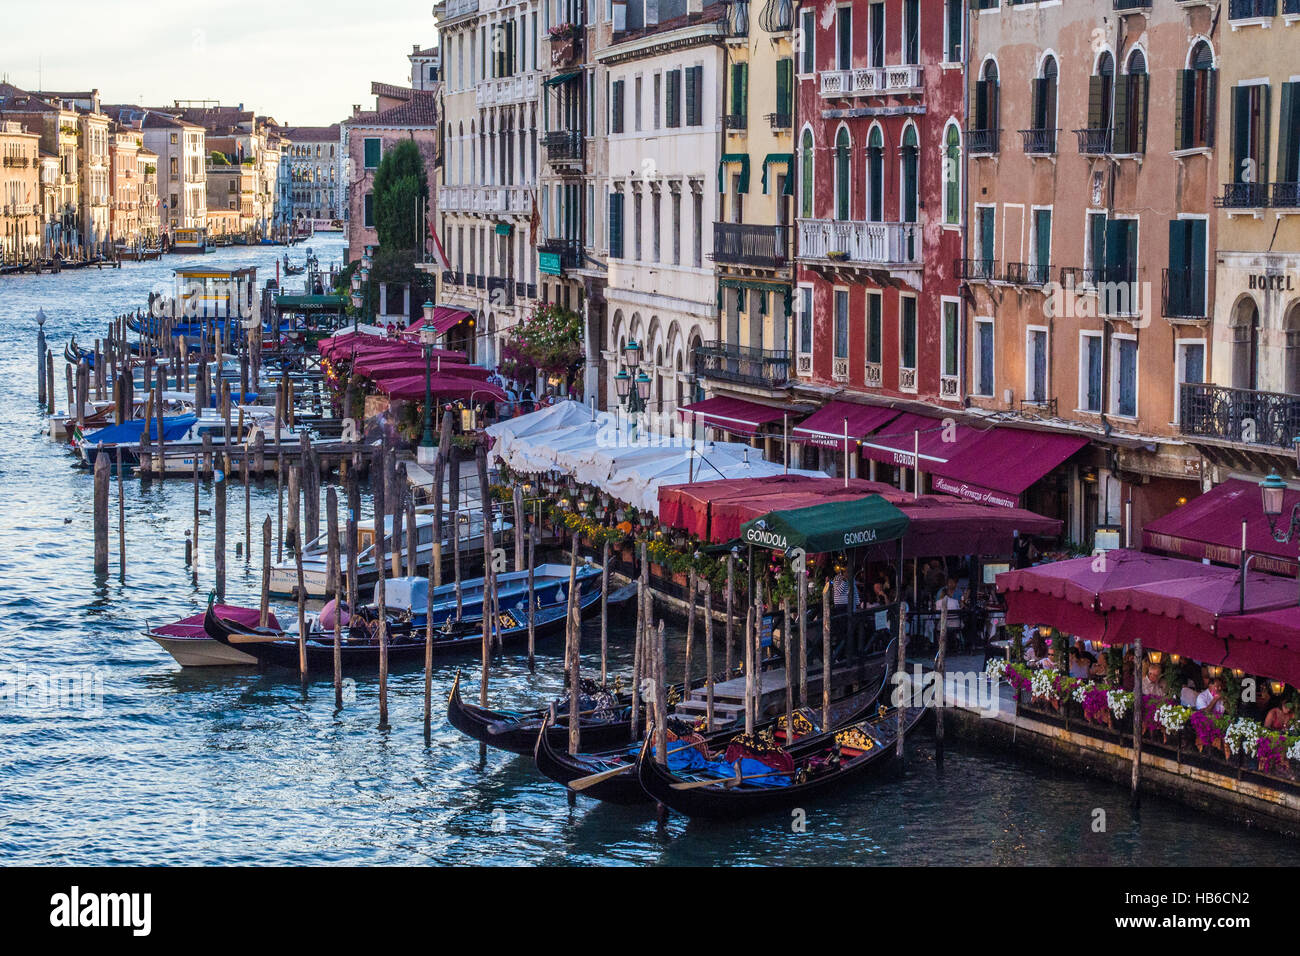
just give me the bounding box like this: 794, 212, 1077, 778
738, 495, 909, 557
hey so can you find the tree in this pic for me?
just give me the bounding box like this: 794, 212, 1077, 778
371, 139, 428, 253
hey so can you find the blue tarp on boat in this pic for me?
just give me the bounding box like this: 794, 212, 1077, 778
83, 414, 197, 445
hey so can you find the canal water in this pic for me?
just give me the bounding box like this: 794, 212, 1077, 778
1, 240, 1298, 865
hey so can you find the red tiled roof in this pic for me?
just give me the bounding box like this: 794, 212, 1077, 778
348, 89, 439, 129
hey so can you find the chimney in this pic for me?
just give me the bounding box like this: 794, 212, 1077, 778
353, 104, 361, 117
91, 89, 101, 114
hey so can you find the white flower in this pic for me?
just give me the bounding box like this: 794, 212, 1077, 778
984, 658, 1007, 683
1072, 681, 1093, 704
1286, 738, 1300, 762
1030, 667, 1060, 701
1224, 717, 1264, 756
1154, 703, 1189, 734
1107, 689, 1132, 719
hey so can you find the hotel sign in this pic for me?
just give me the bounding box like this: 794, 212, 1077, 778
539, 252, 563, 276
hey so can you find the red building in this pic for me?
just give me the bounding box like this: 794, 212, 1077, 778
793, 0, 966, 479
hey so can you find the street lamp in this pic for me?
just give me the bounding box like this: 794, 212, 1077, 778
418, 301, 438, 465
1260, 471, 1300, 606
614, 338, 648, 416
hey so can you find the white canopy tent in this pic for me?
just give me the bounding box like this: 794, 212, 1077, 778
488, 401, 825, 516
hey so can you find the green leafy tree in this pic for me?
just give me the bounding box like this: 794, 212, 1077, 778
372, 139, 428, 253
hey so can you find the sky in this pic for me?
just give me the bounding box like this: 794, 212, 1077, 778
0, 0, 436, 126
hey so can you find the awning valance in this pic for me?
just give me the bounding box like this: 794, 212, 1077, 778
718, 153, 751, 193
544, 71, 581, 87
760, 153, 794, 195
740, 495, 909, 555
680, 396, 787, 437
791, 400, 901, 449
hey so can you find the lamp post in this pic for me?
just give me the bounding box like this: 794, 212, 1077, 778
613, 338, 652, 440
418, 300, 438, 466
1260, 465, 1300, 606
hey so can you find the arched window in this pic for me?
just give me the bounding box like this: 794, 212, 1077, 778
834, 127, 851, 221
799, 128, 814, 218
1030, 56, 1058, 153
867, 126, 884, 222
1118, 49, 1149, 154
1090, 52, 1115, 135
1176, 41, 1216, 150
1231, 297, 1261, 391
901, 125, 919, 224
943, 124, 961, 224
972, 60, 999, 153
1286, 303, 1300, 395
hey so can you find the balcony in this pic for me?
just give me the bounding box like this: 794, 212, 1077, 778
1162, 268, 1209, 320
1075, 128, 1113, 155
475, 73, 538, 108
966, 129, 999, 156
725, 0, 751, 37
1005, 262, 1053, 286
1114, 0, 1152, 8
712, 222, 790, 268
549, 28, 583, 69
766, 112, 792, 130
1274, 182, 1300, 208
538, 237, 582, 274
759, 0, 793, 31
724, 114, 748, 131
1216, 182, 1271, 209
439, 0, 479, 21
542, 130, 583, 167
1019, 128, 1058, 155
1228, 0, 1277, 16
1287, 0, 1299, 13
958, 257, 1001, 283
1180, 383, 1300, 450
438, 184, 531, 216
819, 65, 923, 100
798, 219, 920, 269
693, 341, 791, 389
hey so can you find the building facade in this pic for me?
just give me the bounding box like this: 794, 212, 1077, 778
598, 0, 726, 417
0, 120, 41, 263
108, 126, 142, 244
435, 0, 541, 367
0, 83, 84, 251
282, 125, 342, 222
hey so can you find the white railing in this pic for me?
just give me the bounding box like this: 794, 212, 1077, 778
438, 184, 532, 216
797, 218, 920, 266
441, 0, 479, 18
475, 72, 539, 108
819, 65, 923, 98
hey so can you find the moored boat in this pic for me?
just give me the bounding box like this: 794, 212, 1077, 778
146, 605, 279, 667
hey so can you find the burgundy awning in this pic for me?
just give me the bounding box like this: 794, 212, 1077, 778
1142, 478, 1300, 577
791, 401, 901, 448
377, 374, 506, 403
853, 411, 978, 469
427, 306, 473, 334
680, 397, 787, 437
931, 429, 1088, 507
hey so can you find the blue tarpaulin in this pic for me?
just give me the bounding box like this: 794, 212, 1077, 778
83, 414, 197, 445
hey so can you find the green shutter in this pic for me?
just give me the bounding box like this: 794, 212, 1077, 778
946, 0, 962, 61
687, 67, 702, 126
1134, 73, 1149, 153
1168, 219, 1187, 274
1114, 77, 1131, 150
1174, 70, 1190, 150
1088, 75, 1104, 130
1261, 85, 1272, 183
609, 193, 623, 258
1277, 83, 1298, 184
363, 138, 380, 168
801, 135, 813, 217
1032, 78, 1048, 129
776, 58, 792, 119
1205, 69, 1218, 149
1035, 209, 1052, 270
1232, 85, 1249, 182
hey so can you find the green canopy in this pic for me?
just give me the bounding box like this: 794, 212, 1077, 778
740, 495, 909, 556
274, 293, 347, 312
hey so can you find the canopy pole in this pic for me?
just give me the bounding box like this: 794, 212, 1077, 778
895, 538, 907, 763
1132, 634, 1143, 810
842, 417, 849, 489
783, 413, 789, 475
913, 430, 920, 499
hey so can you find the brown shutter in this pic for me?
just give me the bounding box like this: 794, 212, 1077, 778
1174, 70, 1189, 150
1088, 74, 1104, 130
1113, 75, 1131, 150
1135, 73, 1149, 154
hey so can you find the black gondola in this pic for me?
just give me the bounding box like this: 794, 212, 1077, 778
533, 662, 894, 806
634, 703, 928, 820
446, 669, 640, 756
203, 584, 601, 671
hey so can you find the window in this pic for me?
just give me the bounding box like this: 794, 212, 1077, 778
1116, 50, 1149, 154
1027, 328, 1048, 403
1278, 83, 1300, 199
836, 7, 852, 71
611, 79, 625, 133
975, 319, 995, 396
634, 75, 643, 131
609, 191, 624, 258
900, 296, 918, 372
1030, 208, 1052, 284
902, 0, 919, 66
974, 61, 999, 146
834, 290, 849, 359
800, 129, 814, 218
799, 8, 816, 74
942, 300, 959, 378
633, 190, 643, 260
665, 70, 681, 128
1175, 42, 1217, 150
671, 190, 681, 264
1112, 337, 1138, 418
731, 63, 748, 122
869, 3, 885, 69
653, 72, 661, 129
943, 124, 960, 224
652, 190, 661, 261
866, 291, 882, 365
901, 125, 919, 223
798, 287, 813, 355
730, 174, 744, 224
1167, 218, 1208, 317
364, 138, 381, 168
775, 58, 793, 124
834, 127, 851, 220
363, 191, 374, 227
1088, 52, 1116, 134
867, 126, 884, 221
1175, 340, 1205, 423
692, 191, 703, 267
1031, 56, 1058, 150
976, 205, 995, 274
944, 0, 961, 63
1230, 83, 1270, 202
1080, 333, 1103, 413
686, 66, 704, 126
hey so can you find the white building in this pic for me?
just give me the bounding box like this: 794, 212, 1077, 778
597, 0, 724, 416
139, 112, 206, 233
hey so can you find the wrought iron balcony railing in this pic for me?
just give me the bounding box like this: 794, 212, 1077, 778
542, 130, 583, 164
538, 237, 583, 271
1162, 268, 1209, 319
1114, 0, 1152, 9
712, 222, 789, 268
1217, 182, 1271, 208
958, 257, 1000, 283
1274, 182, 1300, 208
1019, 128, 1058, 154
724, 114, 748, 131
1180, 383, 1300, 449
1075, 128, 1113, 155
1229, 0, 1277, 17
725, 0, 750, 36
693, 341, 791, 389
758, 0, 793, 31
1005, 262, 1053, 286
966, 128, 999, 155
766, 112, 792, 130
1286, 0, 1299, 14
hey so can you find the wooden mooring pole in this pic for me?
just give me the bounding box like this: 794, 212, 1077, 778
93, 452, 109, 576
